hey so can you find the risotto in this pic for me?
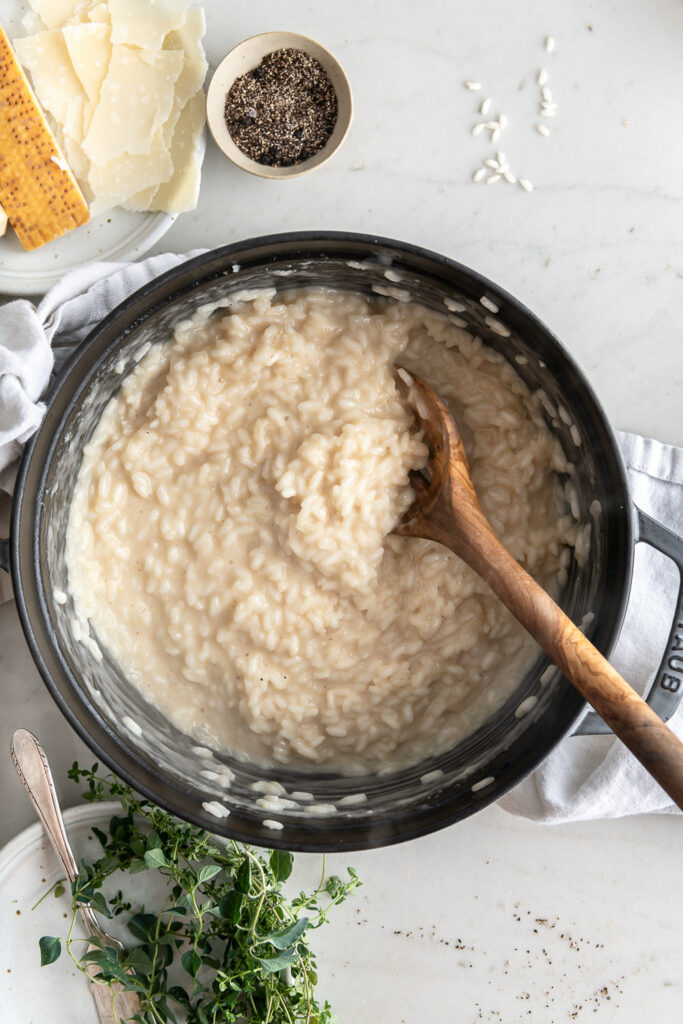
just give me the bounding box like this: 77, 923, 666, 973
66, 287, 576, 773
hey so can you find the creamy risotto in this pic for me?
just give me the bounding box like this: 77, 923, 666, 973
66, 288, 576, 773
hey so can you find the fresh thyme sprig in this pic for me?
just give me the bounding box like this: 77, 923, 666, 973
38, 762, 360, 1024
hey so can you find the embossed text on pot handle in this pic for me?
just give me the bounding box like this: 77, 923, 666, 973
576, 509, 683, 736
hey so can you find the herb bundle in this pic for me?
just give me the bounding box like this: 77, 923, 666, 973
39, 763, 360, 1023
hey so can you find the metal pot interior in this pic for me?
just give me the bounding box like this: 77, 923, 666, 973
14, 235, 633, 850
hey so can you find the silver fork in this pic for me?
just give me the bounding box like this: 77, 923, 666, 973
11, 729, 141, 1023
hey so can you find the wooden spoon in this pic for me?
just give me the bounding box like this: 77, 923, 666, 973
394, 369, 683, 809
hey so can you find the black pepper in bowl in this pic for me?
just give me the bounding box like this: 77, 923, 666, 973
224, 48, 338, 167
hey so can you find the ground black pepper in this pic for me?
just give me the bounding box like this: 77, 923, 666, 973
224, 48, 338, 167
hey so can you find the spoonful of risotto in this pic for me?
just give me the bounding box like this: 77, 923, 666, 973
394, 368, 683, 809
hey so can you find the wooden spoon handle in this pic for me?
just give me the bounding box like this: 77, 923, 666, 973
459, 529, 683, 810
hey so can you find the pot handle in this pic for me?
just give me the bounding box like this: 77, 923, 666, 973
575, 507, 683, 736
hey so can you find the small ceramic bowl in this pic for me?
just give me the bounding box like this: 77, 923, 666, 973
206, 31, 353, 180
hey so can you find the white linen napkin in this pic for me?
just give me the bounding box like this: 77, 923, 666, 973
0, 253, 681, 820
0, 252, 204, 494
500, 431, 683, 821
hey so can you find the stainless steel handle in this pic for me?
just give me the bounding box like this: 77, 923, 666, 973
574, 507, 683, 736
10, 729, 109, 943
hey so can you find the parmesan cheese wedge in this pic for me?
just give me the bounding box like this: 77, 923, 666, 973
0, 24, 89, 250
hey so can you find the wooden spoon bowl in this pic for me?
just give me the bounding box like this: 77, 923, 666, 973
394, 368, 683, 810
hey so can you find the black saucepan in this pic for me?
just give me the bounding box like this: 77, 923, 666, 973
2, 233, 682, 851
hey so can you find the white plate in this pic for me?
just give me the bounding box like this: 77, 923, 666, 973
0, 802, 130, 1023
0, 210, 177, 296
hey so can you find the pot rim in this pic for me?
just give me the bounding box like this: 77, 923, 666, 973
9, 231, 635, 850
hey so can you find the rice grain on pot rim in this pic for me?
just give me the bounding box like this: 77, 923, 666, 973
66, 287, 582, 774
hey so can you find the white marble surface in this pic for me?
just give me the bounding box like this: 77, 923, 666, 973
1, 1, 682, 1021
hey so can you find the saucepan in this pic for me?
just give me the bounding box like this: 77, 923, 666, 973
2, 233, 682, 851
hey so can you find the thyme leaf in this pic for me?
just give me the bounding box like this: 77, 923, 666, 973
38, 762, 360, 1024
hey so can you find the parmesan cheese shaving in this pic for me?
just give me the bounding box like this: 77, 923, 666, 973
14, 0, 207, 216
13, 30, 83, 123
27, 0, 90, 31
61, 130, 92, 193
0, 24, 90, 250
164, 6, 207, 109
82, 45, 183, 163
62, 23, 111, 107
148, 90, 205, 213
89, 130, 173, 214
108, 0, 189, 50
87, 3, 111, 25
63, 92, 92, 140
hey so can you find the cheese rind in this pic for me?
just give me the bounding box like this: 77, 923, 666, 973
0, 24, 89, 250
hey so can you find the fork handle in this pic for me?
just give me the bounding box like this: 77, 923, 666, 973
11, 729, 79, 882
10, 729, 102, 936
12, 730, 138, 1018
